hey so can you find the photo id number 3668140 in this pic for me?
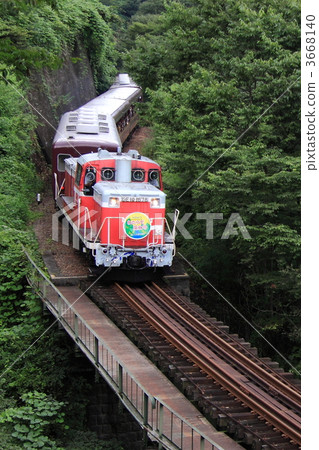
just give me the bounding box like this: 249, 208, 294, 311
305, 15, 316, 67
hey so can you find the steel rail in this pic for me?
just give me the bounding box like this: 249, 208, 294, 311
25, 252, 228, 450
114, 283, 301, 446
147, 282, 301, 408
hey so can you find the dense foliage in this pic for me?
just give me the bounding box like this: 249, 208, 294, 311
0, 0, 117, 91
0, 70, 41, 322
123, 0, 300, 371
0, 74, 122, 445
0, 1, 124, 448
0, 391, 66, 448
0, 69, 60, 449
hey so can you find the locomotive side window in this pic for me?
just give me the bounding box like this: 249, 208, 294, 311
101, 167, 115, 181
148, 169, 160, 187
57, 153, 71, 172
75, 163, 83, 186
132, 169, 145, 182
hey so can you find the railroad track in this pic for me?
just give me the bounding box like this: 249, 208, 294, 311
83, 280, 301, 449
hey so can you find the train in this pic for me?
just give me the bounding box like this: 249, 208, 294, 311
52, 73, 143, 193
52, 74, 177, 280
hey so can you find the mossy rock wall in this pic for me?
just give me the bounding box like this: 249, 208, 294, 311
29, 40, 96, 162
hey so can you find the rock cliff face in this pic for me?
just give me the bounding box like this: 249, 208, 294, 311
28, 40, 97, 163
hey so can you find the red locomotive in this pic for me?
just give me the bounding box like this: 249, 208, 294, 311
53, 75, 176, 279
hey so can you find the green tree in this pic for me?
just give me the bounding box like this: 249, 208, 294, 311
0, 0, 118, 90
124, 0, 300, 369
0, 2, 125, 447
101, 0, 142, 18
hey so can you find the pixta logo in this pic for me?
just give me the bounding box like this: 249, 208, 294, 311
167, 212, 251, 240
52, 209, 251, 249
51, 208, 99, 249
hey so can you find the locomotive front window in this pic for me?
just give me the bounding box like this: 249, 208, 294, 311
83, 167, 96, 195
132, 169, 145, 182
101, 167, 115, 181
148, 169, 160, 187
85, 171, 96, 184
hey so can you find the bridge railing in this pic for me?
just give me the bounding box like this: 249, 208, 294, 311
25, 251, 224, 450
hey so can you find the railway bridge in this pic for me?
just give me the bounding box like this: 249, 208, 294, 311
25, 251, 244, 450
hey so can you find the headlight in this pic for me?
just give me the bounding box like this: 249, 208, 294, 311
101, 168, 115, 181
109, 197, 120, 207
149, 170, 159, 181
150, 197, 160, 208
132, 169, 145, 181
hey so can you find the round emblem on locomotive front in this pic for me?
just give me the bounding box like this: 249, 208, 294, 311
123, 212, 151, 240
